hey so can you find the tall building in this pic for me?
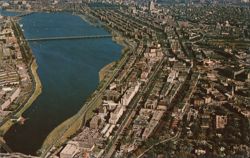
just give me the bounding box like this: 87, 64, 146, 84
149, 0, 155, 11
216, 115, 227, 129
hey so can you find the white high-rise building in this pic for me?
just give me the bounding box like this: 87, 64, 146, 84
149, 0, 155, 11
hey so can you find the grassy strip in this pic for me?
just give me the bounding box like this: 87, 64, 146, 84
40, 30, 130, 156
40, 114, 82, 154
99, 62, 115, 81
16, 60, 42, 117
0, 120, 13, 136
0, 60, 42, 135
40, 91, 103, 155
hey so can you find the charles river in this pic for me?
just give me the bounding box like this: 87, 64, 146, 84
1, 10, 122, 155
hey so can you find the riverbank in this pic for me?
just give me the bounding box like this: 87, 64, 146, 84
78, 13, 101, 27
99, 62, 115, 81
0, 59, 42, 135
40, 31, 130, 156
3, 11, 123, 155
16, 60, 42, 117
112, 33, 130, 55
5, 9, 31, 13
0, 19, 42, 136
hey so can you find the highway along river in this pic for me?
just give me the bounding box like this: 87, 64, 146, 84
4, 12, 122, 155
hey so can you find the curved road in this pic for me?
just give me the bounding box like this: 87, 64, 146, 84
136, 132, 181, 158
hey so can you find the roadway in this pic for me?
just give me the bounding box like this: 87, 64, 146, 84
136, 132, 181, 158
42, 39, 136, 157
0, 137, 13, 153
135, 73, 199, 158
103, 57, 165, 158
0, 153, 38, 158
82, 39, 136, 125
0, 21, 35, 153
26, 35, 112, 42
180, 73, 200, 117
16, 12, 34, 17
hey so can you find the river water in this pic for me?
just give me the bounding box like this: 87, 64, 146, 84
2, 12, 122, 155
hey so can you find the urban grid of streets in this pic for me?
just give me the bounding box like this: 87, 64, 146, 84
0, 0, 250, 158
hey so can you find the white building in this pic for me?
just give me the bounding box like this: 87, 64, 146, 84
149, 1, 155, 11
109, 105, 124, 124
167, 70, 179, 83
60, 141, 80, 158
103, 100, 118, 111
1, 87, 21, 110
121, 82, 141, 106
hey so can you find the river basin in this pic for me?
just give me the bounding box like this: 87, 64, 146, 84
4, 12, 122, 155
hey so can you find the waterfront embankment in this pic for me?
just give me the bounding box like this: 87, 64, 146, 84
40, 32, 130, 156
99, 62, 115, 81
0, 20, 42, 136
0, 59, 42, 135
16, 60, 42, 117
78, 13, 101, 27
4, 12, 122, 155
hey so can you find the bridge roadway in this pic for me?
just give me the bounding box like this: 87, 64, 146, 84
26, 35, 112, 42
16, 12, 34, 17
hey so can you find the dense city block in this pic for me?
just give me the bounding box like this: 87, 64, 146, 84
0, 0, 249, 158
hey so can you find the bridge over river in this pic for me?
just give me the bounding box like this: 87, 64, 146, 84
16, 12, 34, 18
26, 35, 112, 42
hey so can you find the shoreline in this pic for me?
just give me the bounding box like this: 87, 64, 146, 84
99, 62, 115, 81
4, 9, 30, 13
40, 29, 130, 156
1, 10, 129, 156
0, 20, 42, 137
78, 13, 101, 27
16, 59, 42, 117
0, 59, 42, 135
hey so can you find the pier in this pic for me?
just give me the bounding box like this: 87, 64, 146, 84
26, 35, 112, 42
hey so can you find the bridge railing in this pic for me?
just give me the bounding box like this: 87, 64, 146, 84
16, 12, 34, 17
26, 35, 112, 42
